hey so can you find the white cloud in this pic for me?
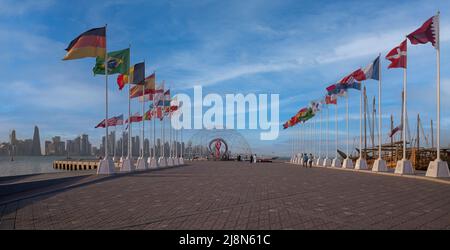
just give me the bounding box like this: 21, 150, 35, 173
0, 0, 54, 16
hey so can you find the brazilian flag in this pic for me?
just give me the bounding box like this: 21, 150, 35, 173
93, 48, 130, 75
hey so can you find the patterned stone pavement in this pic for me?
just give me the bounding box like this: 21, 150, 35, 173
1, 161, 449, 230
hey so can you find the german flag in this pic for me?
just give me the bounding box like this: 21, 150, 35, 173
63, 27, 106, 60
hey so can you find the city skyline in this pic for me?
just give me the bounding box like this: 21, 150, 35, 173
0, 125, 185, 158
2, 0, 450, 155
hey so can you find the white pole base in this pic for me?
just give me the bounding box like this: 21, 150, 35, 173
372, 158, 388, 172
322, 158, 332, 167
158, 157, 167, 167
342, 158, 354, 169
119, 156, 125, 164
355, 158, 368, 170
148, 157, 159, 169
315, 157, 323, 167
290, 156, 295, 163
174, 157, 180, 166
332, 158, 342, 168
179, 157, 184, 165
97, 156, 115, 175
426, 159, 450, 178
299, 158, 304, 165
167, 157, 174, 167
136, 157, 148, 171
294, 155, 298, 164
395, 159, 414, 175
120, 157, 135, 172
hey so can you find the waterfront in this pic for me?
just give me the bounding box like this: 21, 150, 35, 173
0, 156, 95, 177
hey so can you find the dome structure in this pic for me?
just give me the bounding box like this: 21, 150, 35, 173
186, 129, 252, 160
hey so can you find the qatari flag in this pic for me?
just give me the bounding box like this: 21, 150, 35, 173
407, 15, 439, 49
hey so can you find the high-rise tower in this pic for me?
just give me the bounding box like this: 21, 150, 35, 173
31, 126, 42, 156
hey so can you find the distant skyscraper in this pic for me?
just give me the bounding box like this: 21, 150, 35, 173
31, 126, 42, 156
81, 134, 90, 156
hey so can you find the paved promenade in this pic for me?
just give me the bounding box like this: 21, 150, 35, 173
1, 161, 449, 230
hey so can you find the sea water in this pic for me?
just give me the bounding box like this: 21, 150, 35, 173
0, 156, 67, 177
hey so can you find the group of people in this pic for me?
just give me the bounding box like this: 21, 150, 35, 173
236, 154, 258, 163
300, 153, 313, 168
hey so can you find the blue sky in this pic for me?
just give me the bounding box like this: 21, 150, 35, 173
1, 0, 450, 156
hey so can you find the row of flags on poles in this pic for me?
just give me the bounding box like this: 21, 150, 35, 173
283, 13, 440, 134
62, 26, 181, 129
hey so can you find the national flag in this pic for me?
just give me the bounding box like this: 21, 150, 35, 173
345, 81, 361, 91
95, 115, 123, 128
389, 123, 403, 138
386, 40, 407, 69
117, 66, 134, 90
169, 97, 180, 113
92, 48, 130, 75
353, 56, 380, 81
327, 83, 348, 96
125, 112, 142, 123
143, 109, 153, 120
155, 107, 164, 120
144, 73, 156, 91
117, 74, 127, 90
310, 100, 321, 113
132, 62, 145, 85
339, 69, 360, 84
137, 73, 156, 102
164, 89, 171, 99
95, 119, 106, 128
63, 27, 106, 60
325, 95, 337, 105
407, 14, 439, 49
115, 115, 124, 125
129, 85, 142, 98
299, 108, 315, 122
152, 82, 165, 105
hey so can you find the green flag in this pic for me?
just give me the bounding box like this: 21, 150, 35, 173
299, 108, 315, 122
93, 48, 130, 75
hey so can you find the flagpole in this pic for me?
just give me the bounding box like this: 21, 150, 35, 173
326, 105, 329, 160
153, 107, 156, 160
97, 24, 115, 174
342, 91, 353, 168
395, 38, 413, 174
142, 71, 145, 159
426, 11, 449, 177
335, 102, 338, 159
378, 54, 382, 160
436, 12, 441, 162
356, 81, 368, 170
319, 110, 322, 159
104, 25, 109, 160
121, 124, 124, 158
403, 68, 406, 160
346, 94, 349, 158
360, 82, 363, 159
128, 48, 132, 160
373, 54, 387, 172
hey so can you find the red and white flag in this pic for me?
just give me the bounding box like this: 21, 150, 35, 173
386, 40, 407, 69
325, 95, 337, 105
407, 14, 439, 49
125, 112, 142, 123
339, 69, 359, 84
